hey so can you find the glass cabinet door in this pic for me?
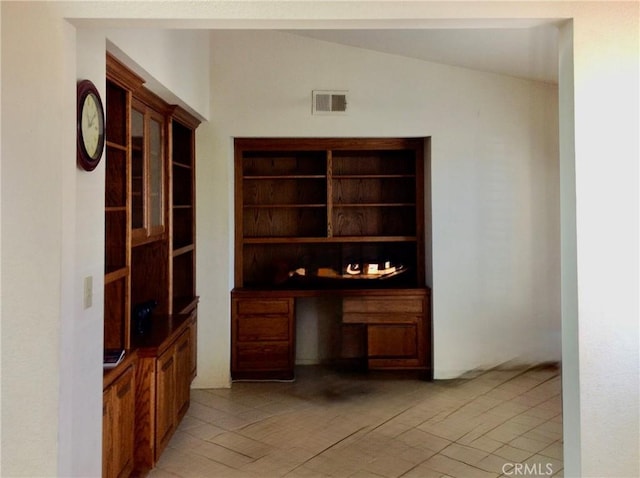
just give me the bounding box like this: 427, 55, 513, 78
148, 114, 164, 235
131, 108, 145, 232
130, 99, 165, 243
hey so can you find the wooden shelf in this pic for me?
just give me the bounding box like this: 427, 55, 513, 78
105, 54, 201, 476
106, 141, 128, 152
333, 203, 415, 207
333, 174, 415, 179
105, 267, 129, 284
244, 204, 326, 209
243, 236, 417, 244
172, 244, 194, 256
244, 174, 326, 180
235, 137, 425, 289
106, 206, 127, 213
172, 161, 192, 169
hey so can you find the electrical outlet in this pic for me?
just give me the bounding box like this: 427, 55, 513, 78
84, 276, 93, 309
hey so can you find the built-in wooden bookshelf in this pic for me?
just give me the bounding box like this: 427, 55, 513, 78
103, 53, 200, 477
231, 138, 431, 380
234, 138, 426, 289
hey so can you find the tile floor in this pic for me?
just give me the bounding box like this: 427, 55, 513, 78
150, 364, 563, 478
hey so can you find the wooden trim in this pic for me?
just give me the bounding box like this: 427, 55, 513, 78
234, 137, 425, 152
135, 87, 170, 115
326, 150, 333, 237
234, 142, 244, 288
168, 105, 202, 129
103, 351, 137, 390
106, 53, 144, 92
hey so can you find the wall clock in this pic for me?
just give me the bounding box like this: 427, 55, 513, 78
77, 79, 105, 171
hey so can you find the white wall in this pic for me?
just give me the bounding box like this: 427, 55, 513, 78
571, 5, 639, 476
1, 3, 73, 475
0, 3, 210, 475
106, 28, 210, 119
1, 2, 638, 477
202, 30, 561, 377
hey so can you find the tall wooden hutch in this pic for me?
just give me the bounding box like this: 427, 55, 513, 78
231, 138, 431, 381
102, 54, 200, 477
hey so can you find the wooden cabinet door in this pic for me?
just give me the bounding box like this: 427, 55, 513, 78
189, 314, 197, 381
175, 330, 191, 421
368, 324, 418, 358
155, 349, 176, 459
112, 366, 135, 478
342, 293, 428, 370
103, 390, 113, 478
103, 365, 135, 478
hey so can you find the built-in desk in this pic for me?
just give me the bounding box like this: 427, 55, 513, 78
231, 288, 431, 380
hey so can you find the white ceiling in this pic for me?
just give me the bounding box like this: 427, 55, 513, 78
285, 25, 559, 84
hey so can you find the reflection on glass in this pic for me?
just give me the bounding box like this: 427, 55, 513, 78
149, 118, 163, 230
131, 109, 144, 230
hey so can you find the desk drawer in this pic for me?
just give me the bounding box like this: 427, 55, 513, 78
342, 296, 424, 324
236, 315, 290, 341
236, 298, 292, 316
235, 343, 291, 370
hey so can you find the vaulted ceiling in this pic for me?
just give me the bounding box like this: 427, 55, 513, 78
286, 25, 559, 84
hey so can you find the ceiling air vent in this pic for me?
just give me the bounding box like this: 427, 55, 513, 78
312, 90, 348, 115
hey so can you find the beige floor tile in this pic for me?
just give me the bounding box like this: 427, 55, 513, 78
418, 418, 477, 442
466, 435, 504, 454
397, 445, 437, 465
484, 420, 536, 443
419, 454, 499, 478
492, 444, 535, 462
182, 421, 228, 441
401, 462, 458, 478
507, 413, 548, 428
509, 435, 552, 454
474, 453, 513, 474
397, 428, 451, 452
538, 441, 563, 460
210, 431, 275, 459
149, 364, 561, 478
191, 440, 256, 468
348, 471, 388, 478
363, 454, 416, 477
521, 428, 561, 446
155, 446, 259, 478
440, 443, 490, 466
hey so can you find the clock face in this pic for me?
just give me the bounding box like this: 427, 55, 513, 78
77, 79, 105, 171
81, 93, 103, 159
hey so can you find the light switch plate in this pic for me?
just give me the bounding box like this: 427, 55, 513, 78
83, 276, 93, 309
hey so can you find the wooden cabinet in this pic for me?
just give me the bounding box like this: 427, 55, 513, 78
134, 313, 196, 471
103, 357, 136, 478
342, 290, 429, 370
154, 329, 191, 458
104, 54, 200, 476
234, 138, 426, 289
231, 295, 295, 380
232, 138, 431, 379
